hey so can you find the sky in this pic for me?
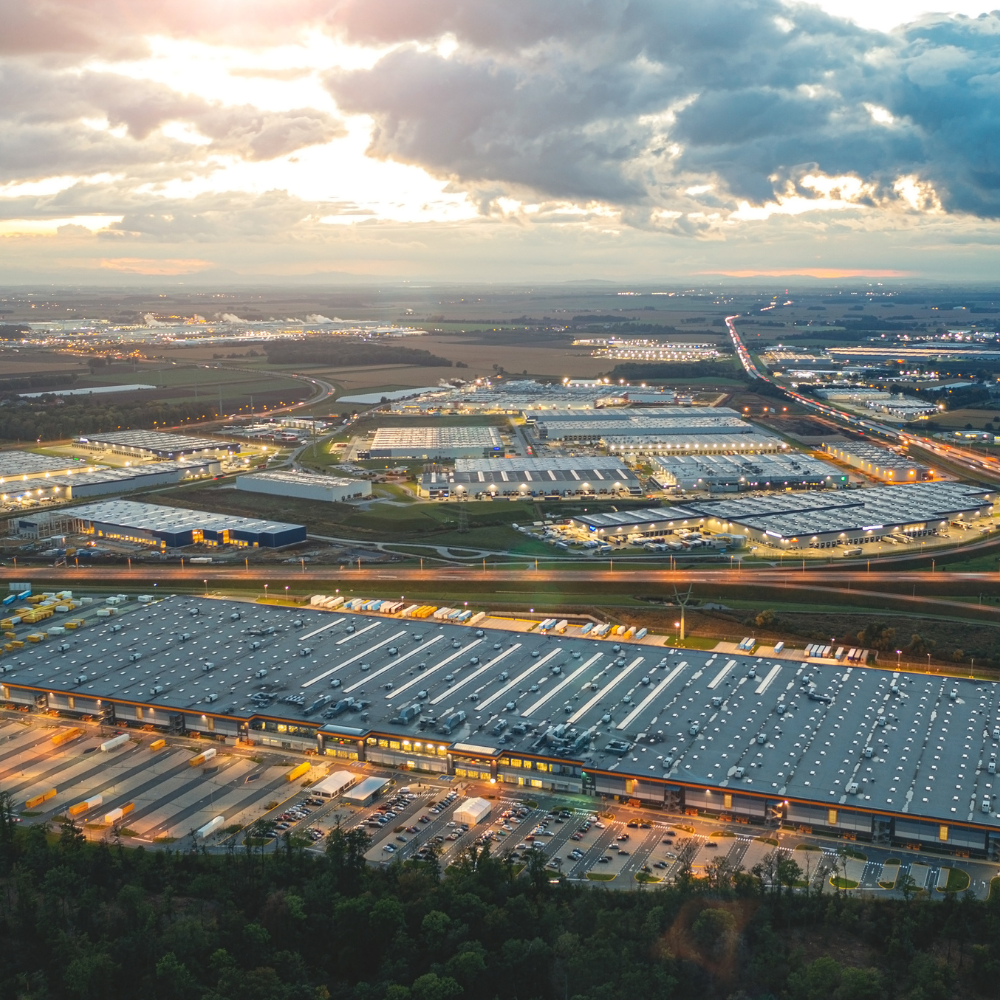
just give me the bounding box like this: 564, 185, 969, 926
2, 0, 1000, 285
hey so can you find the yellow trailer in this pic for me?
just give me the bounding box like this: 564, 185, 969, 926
68, 794, 103, 817
51, 727, 84, 747
188, 747, 218, 767
25, 788, 56, 809
149, 738, 166, 751
286, 761, 311, 782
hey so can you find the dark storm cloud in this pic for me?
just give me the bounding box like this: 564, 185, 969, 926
323, 0, 1000, 218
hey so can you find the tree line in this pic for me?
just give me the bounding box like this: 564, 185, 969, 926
0, 399, 218, 443
0, 797, 996, 1000
265, 339, 453, 368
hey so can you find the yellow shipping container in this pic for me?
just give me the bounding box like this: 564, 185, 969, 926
51, 727, 84, 747
25, 788, 56, 809
286, 761, 311, 782
149, 739, 166, 751
10, 641, 23, 649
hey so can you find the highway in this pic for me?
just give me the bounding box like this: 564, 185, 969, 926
725, 315, 1000, 484
8, 565, 1000, 625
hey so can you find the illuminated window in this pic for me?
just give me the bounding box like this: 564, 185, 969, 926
828, 809, 838, 825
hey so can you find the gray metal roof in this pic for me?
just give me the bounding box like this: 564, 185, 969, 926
67, 499, 303, 536
685, 482, 993, 538
5, 594, 1000, 831
78, 430, 236, 453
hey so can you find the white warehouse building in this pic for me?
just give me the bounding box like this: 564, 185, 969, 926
235, 470, 371, 502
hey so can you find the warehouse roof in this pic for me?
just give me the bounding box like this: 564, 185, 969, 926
78, 430, 236, 453
237, 470, 362, 489
5, 594, 1000, 831
370, 426, 502, 449
650, 452, 843, 483
568, 506, 702, 530
689, 482, 989, 521
455, 456, 631, 473
0, 451, 95, 480
605, 433, 786, 451
67, 499, 304, 537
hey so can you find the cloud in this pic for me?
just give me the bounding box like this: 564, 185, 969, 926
0, 0, 336, 59
321, 0, 1000, 220
98, 256, 214, 274
0, 63, 344, 183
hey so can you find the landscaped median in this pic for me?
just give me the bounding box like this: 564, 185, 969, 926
878, 859, 901, 890
829, 851, 867, 890
936, 867, 971, 893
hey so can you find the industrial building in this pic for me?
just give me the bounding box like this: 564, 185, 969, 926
67, 499, 306, 548
566, 506, 707, 540
419, 457, 643, 499
825, 441, 934, 482
3, 593, 1000, 857
528, 408, 750, 442
566, 482, 993, 549
389, 379, 694, 416
77, 430, 238, 459
865, 397, 939, 421
236, 470, 371, 503
605, 433, 786, 455
687, 482, 991, 549
366, 426, 503, 459
650, 452, 846, 493
0, 451, 101, 484
1, 460, 222, 505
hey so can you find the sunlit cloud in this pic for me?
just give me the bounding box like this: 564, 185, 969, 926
98, 257, 214, 274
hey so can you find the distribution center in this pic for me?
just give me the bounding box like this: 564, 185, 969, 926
649, 452, 846, 493
824, 441, 934, 482
236, 470, 371, 502
67, 499, 307, 548
566, 482, 993, 548
77, 430, 238, 459
367, 426, 503, 459
419, 457, 642, 499
2, 593, 1000, 858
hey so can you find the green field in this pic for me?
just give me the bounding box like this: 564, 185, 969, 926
150, 484, 551, 549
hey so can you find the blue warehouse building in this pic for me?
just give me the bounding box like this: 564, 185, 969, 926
68, 499, 306, 549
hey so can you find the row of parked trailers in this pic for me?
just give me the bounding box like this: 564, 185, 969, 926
533, 619, 650, 640
805, 643, 870, 663
309, 594, 487, 624
309, 595, 652, 640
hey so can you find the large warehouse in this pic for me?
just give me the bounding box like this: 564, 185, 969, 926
1, 460, 222, 504
529, 408, 751, 443
419, 457, 643, 499
825, 441, 934, 482
236, 470, 371, 502
650, 452, 846, 492
367, 426, 503, 459
689, 482, 992, 549
77, 430, 238, 459
68, 499, 306, 548
3, 594, 1000, 858
566, 482, 994, 548
606, 432, 787, 455
0, 451, 101, 484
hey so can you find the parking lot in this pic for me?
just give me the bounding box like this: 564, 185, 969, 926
2, 709, 996, 897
